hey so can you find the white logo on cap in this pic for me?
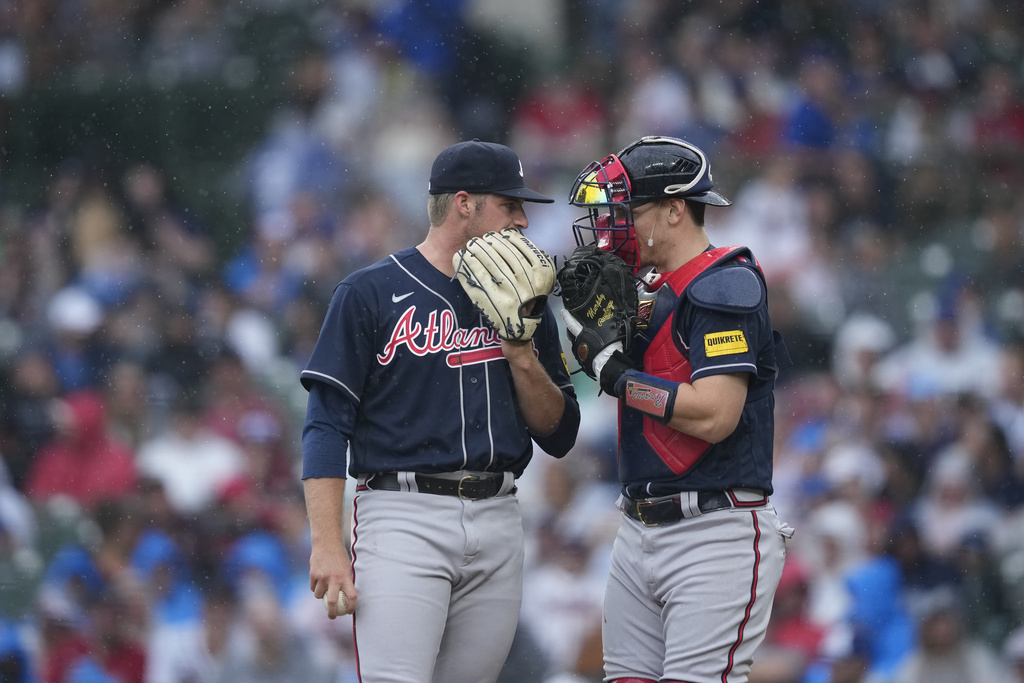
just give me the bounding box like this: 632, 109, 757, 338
518, 160, 524, 178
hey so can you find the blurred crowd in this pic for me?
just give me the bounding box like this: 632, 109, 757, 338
2, 1, 1024, 682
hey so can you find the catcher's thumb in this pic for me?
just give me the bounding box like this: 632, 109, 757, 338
559, 308, 583, 337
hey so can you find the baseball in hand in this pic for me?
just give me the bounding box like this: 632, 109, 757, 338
323, 591, 349, 614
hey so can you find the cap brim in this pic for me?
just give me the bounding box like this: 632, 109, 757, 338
686, 190, 731, 207
493, 187, 555, 203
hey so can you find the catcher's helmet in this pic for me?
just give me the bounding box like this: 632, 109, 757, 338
618, 136, 731, 206
569, 136, 730, 271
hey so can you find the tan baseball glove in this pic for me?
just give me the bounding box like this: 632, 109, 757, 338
453, 228, 556, 341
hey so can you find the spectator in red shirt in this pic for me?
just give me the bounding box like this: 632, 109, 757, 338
25, 389, 138, 510
969, 62, 1024, 182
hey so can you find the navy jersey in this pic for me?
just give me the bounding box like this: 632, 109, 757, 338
619, 247, 784, 498
301, 247, 577, 479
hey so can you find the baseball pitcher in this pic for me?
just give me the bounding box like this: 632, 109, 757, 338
301, 140, 580, 683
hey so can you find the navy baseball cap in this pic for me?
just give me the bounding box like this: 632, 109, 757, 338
428, 139, 554, 203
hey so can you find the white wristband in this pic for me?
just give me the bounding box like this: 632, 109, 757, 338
592, 342, 623, 379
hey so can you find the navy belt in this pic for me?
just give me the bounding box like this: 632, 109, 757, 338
362, 472, 509, 500
622, 489, 767, 526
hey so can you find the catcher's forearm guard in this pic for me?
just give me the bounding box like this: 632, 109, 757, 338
608, 361, 679, 424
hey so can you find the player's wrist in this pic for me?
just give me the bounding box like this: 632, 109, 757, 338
598, 349, 635, 396
591, 343, 620, 378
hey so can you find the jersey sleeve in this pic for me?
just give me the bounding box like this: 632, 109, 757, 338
528, 302, 580, 457
301, 381, 355, 479
680, 268, 769, 382
300, 283, 375, 399
299, 282, 376, 479
534, 301, 576, 393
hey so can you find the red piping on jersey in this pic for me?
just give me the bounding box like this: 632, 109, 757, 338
351, 496, 362, 682
446, 346, 506, 367
722, 510, 762, 683
639, 246, 745, 474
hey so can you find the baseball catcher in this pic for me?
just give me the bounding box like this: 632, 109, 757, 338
453, 227, 556, 342
556, 244, 639, 393
561, 135, 793, 683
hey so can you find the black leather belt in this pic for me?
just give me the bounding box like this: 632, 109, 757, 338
363, 472, 508, 500
622, 490, 766, 526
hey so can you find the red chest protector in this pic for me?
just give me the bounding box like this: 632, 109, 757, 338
634, 246, 749, 474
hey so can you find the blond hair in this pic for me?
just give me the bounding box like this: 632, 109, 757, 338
427, 193, 486, 227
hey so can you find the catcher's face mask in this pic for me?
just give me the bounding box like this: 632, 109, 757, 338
569, 154, 642, 271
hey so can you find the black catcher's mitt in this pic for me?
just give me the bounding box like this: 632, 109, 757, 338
556, 244, 639, 379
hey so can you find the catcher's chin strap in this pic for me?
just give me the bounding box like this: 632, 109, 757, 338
600, 351, 678, 424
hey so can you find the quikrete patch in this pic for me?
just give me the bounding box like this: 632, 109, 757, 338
704, 330, 748, 356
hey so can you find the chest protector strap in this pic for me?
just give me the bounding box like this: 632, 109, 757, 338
638, 246, 750, 474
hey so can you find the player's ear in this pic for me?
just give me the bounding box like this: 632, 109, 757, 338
453, 191, 475, 218
665, 198, 687, 224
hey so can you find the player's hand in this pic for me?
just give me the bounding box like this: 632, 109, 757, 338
560, 308, 634, 395
318, 582, 355, 619
310, 546, 357, 618
560, 308, 622, 379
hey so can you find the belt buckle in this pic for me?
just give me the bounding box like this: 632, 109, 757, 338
458, 475, 480, 500
635, 499, 659, 526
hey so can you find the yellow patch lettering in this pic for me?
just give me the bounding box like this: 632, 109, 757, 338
704, 330, 748, 357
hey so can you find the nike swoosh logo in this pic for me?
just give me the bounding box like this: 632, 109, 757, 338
392, 292, 414, 303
